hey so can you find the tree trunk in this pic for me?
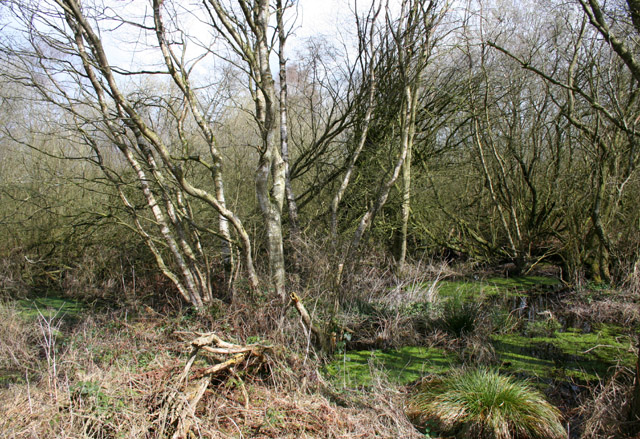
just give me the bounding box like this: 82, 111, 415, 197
256, 150, 287, 300
254, 0, 287, 301
397, 82, 418, 273
277, 0, 300, 238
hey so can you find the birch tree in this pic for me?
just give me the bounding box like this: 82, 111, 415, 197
0, 0, 260, 308
342, 0, 444, 277
202, 0, 287, 300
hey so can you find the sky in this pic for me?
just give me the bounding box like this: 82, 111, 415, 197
0, 0, 391, 84
292, 0, 404, 50
105, 0, 375, 80
293, 0, 357, 41
85, 0, 359, 74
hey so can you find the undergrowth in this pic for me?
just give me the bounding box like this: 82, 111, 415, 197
2, 256, 638, 438
0, 298, 423, 438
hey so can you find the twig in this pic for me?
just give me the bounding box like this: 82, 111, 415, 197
582, 344, 615, 354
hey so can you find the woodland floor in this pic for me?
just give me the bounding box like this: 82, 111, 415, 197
1, 268, 639, 438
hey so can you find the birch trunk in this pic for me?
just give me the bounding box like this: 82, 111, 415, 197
254, 0, 287, 300
277, 0, 300, 237
397, 116, 413, 273
205, 0, 287, 299
66, 13, 208, 307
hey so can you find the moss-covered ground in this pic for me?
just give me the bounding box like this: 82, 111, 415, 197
324, 346, 456, 387
327, 275, 635, 389
16, 295, 86, 320
493, 325, 635, 382
436, 275, 560, 300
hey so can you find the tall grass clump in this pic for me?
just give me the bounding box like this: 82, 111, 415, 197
408, 368, 565, 439
438, 295, 479, 337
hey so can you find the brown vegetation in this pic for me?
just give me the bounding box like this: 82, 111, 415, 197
1, 0, 640, 437
0, 297, 425, 438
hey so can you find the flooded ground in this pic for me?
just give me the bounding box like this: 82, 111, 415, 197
326, 275, 636, 390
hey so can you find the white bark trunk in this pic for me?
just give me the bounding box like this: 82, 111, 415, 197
277, 0, 299, 235
254, 0, 287, 300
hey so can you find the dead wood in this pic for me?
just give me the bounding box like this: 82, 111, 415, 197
290, 291, 333, 352
155, 332, 271, 439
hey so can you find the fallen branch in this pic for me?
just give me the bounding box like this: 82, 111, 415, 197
290, 291, 332, 352
156, 332, 271, 439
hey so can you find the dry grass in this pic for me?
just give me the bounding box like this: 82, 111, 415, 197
0, 301, 39, 372
567, 296, 640, 327
578, 367, 640, 439
0, 299, 422, 438
149, 380, 422, 438
382, 259, 457, 306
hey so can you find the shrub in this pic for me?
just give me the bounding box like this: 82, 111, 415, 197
438, 295, 479, 337
408, 368, 565, 439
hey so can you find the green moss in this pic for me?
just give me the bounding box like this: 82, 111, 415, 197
16, 296, 85, 320
324, 346, 456, 388
436, 276, 559, 301
492, 324, 635, 382
487, 275, 560, 288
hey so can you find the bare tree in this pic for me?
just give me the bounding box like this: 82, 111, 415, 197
203, 0, 287, 300
342, 0, 445, 278
0, 0, 260, 307
485, 0, 640, 282
329, 1, 382, 243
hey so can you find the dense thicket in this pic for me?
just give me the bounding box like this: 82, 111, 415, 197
0, 0, 638, 307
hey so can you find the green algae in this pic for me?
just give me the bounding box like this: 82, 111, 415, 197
324, 346, 456, 388
492, 324, 635, 382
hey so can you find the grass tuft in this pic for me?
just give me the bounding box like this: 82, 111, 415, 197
438, 295, 479, 337
408, 368, 565, 439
